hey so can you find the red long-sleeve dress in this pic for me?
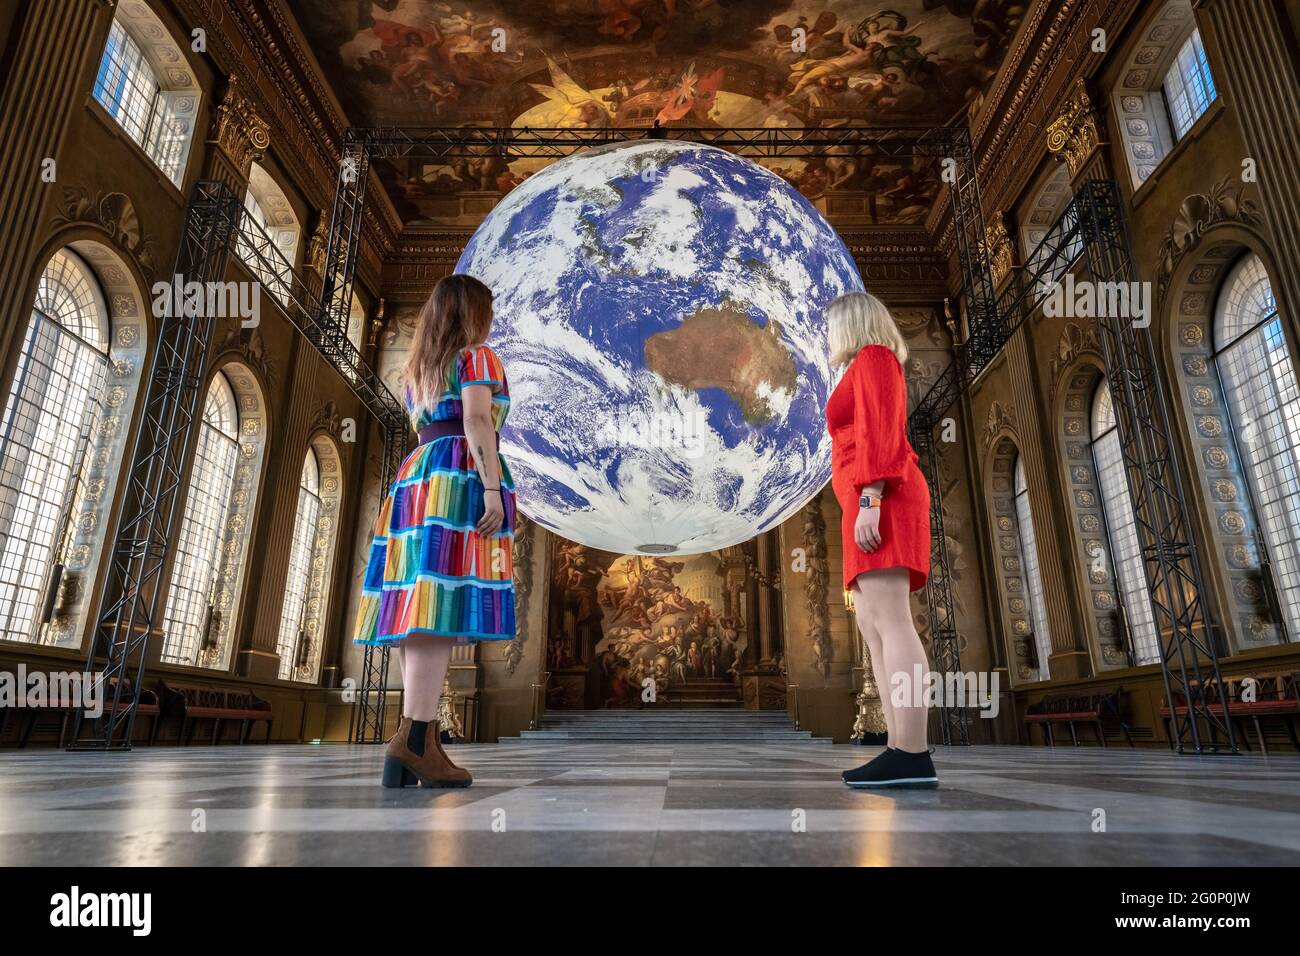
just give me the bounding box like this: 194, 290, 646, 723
826, 345, 931, 592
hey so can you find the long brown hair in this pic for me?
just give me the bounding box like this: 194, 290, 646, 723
404, 274, 494, 408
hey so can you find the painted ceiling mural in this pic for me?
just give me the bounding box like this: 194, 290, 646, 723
289, 0, 1026, 226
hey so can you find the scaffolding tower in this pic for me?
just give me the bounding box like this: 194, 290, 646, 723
908, 179, 1235, 753
69, 178, 406, 751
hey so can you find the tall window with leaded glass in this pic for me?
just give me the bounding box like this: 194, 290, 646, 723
1012, 456, 1052, 677
277, 450, 322, 680
0, 252, 110, 644
1213, 254, 1300, 640
161, 373, 241, 666
1090, 381, 1161, 664
92, 12, 198, 187
1163, 29, 1217, 140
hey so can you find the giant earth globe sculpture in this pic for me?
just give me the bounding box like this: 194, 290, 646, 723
457, 139, 863, 555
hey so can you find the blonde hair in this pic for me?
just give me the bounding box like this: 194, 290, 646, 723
826, 291, 908, 367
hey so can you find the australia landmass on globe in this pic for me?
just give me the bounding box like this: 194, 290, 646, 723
643, 303, 797, 425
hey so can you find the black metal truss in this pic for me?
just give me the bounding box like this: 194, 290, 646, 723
912, 429, 969, 745
349, 124, 983, 161
907, 179, 1234, 754
323, 134, 402, 743
69, 176, 407, 751
1076, 181, 1234, 753
70, 182, 241, 751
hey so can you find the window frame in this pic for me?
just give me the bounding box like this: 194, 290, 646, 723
1089, 380, 1162, 666
1209, 253, 1300, 642
276, 448, 323, 681
1012, 455, 1053, 678
160, 371, 242, 668
0, 250, 112, 646
90, 9, 199, 189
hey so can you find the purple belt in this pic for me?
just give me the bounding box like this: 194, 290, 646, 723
418, 419, 465, 444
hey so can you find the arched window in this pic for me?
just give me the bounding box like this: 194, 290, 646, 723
276, 437, 343, 681
348, 290, 366, 354
1213, 254, 1300, 637
277, 449, 321, 680
1021, 164, 1084, 296
1111, 1, 1217, 189
237, 163, 300, 305
1090, 381, 1160, 664
92, 5, 200, 187
0, 252, 109, 643
161, 373, 241, 666
1013, 456, 1052, 677
1163, 29, 1217, 139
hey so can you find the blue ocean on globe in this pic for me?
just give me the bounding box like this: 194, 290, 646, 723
457, 140, 863, 555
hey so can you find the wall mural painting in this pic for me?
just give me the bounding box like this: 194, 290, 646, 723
289, 1, 1024, 225
547, 538, 752, 710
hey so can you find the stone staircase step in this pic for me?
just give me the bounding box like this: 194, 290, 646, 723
500, 708, 828, 744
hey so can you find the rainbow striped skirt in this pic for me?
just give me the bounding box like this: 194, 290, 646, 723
352, 435, 516, 645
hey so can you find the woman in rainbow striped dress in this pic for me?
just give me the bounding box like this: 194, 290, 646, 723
353, 273, 515, 789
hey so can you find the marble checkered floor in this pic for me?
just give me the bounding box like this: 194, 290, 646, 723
1, 742, 1299, 865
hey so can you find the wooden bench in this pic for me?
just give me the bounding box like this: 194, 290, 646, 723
1024, 688, 1134, 747
0, 676, 159, 748
156, 681, 273, 745
1160, 672, 1299, 753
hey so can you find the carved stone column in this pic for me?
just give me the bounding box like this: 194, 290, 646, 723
204, 75, 271, 189
1194, 0, 1300, 333
0, 0, 113, 378
985, 212, 1016, 291
1046, 77, 1107, 186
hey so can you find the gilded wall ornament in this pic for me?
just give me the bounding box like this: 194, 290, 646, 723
985, 212, 1015, 288
208, 75, 272, 174
1046, 78, 1103, 178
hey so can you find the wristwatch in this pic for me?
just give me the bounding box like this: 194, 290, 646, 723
859, 493, 883, 510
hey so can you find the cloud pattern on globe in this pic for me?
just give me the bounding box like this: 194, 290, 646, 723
457, 140, 863, 555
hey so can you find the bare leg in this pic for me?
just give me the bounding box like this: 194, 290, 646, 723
852, 596, 896, 743
401, 635, 453, 722
855, 568, 929, 753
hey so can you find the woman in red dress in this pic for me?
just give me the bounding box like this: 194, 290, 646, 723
825, 291, 938, 789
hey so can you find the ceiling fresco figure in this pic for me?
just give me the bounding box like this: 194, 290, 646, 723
289, 0, 1024, 224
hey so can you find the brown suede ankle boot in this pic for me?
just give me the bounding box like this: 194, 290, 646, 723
420, 721, 473, 788
384, 718, 471, 789
381, 718, 418, 788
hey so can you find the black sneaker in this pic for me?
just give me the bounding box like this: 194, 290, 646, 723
841, 747, 892, 783
842, 747, 938, 789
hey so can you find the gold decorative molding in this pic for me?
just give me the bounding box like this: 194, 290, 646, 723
850, 665, 888, 740
985, 212, 1015, 288
437, 676, 466, 740
307, 210, 328, 276
1046, 77, 1103, 178
207, 75, 271, 177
